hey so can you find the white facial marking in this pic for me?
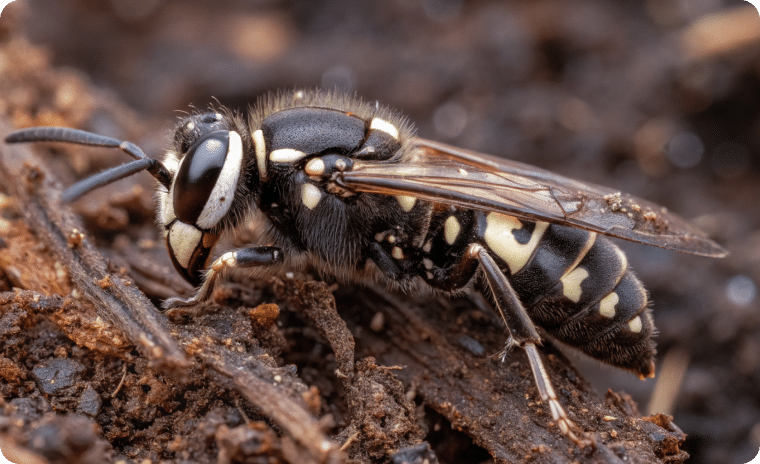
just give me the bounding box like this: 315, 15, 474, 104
426, 271, 434, 280
396, 195, 417, 212
301, 183, 322, 210
253, 129, 267, 180
484, 213, 548, 274
269, 148, 307, 163
628, 316, 643, 333
560, 267, 589, 303
159, 189, 175, 228
392, 246, 404, 260
168, 221, 203, 269
158, 151, 180, 226
444, 216, 461, 245
195, 131, 244, 230
161, 151, 180, 174
599, 292, 619, 318
305, 158, 326, 176
186, 121, 195, 130
423, 240, 432, 253
423, 258, 433, 270
370, 118, 399, 139
374, 232, 385, 242
387, 235, 397, 243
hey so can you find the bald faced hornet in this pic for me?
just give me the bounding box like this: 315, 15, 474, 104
5, 90, 726, 446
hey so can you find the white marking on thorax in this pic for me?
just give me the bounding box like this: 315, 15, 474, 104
305, 158, 326, 176
370, 118, 399, 139
301, 183, 322, 210
423, 240, 432, 253
195, 131, 244, 230
253, 129, 267, 180
396, 195, 417, 212
270, 148, 307, 163
444, 216, 461, 245
483, 213, 548, 275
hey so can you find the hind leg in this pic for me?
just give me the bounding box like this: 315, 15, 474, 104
470, 244, 590, 447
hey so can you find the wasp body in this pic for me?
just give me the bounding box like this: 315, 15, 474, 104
5, 90, 726, 446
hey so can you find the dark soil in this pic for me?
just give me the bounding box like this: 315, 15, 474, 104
0, 1, 758, 463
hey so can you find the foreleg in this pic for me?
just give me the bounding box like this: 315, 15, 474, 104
163, 246, 282, 310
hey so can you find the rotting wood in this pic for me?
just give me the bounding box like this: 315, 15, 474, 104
179, 328, 346, 464
274, 278, 429, 462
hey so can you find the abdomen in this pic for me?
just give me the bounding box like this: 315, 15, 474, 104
420, 208, 657, 378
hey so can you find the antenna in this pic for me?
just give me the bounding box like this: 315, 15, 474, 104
5, 127, 171, 201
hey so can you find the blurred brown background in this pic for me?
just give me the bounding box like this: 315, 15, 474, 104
2, 0, 760, 462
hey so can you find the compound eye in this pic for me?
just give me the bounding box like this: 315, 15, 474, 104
173, 130, 231, 224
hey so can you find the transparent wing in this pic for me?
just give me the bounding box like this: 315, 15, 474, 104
339, 138, 726, 257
